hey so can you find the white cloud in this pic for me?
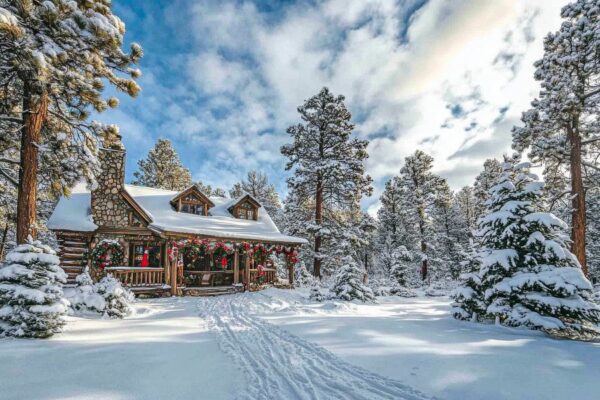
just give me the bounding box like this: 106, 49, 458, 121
150, 0, 566, 212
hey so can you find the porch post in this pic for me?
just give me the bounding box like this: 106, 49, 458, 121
245, 254, 250, 290
170, 254, 178, 296
233, 249, 239, 284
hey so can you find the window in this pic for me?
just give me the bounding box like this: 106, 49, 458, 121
180, 201, 206, 215
237, 202, 256, 220
129, 242, 162, 268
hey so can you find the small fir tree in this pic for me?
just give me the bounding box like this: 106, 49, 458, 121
0, 238, 68, 338
329, 256, 375, 302
469, 156, 600, 339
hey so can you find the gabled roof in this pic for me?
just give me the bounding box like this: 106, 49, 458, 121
228, 193, 262, 211
120, 188, 152, 224
170, 185, 215, 208
47, 183, 308, 244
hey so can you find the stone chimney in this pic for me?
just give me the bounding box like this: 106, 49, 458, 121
91, 135, 129, 228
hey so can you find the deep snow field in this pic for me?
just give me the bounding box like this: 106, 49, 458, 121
1, 288, 599, 400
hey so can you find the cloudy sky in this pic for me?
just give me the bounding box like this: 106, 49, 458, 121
107, 0, 565, 214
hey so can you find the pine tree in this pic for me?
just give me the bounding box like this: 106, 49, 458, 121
454, 186, 477, 233
281, 87, 372, 278
0, 1, 142, 243
475, 156, 600, 339
432, 182, 468, 279
397, 150, 446, 281
0, 238, 68, 338
512, 0, 600, 275
388, 246, 413, 287
133, 139, 192, 191
329, 256, 375, 302
229, 170, 284, 229
452, 239, 485, 321
473, 159, 502, 221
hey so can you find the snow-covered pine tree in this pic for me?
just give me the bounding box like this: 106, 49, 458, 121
281, 87, 372, 278
477, 156, 600, 339
0, 238, 68, 338
452, 239, 485, 321
0, 1, 142, 243
295, 262, 316, 287
473, 159, 502, 222
512, 0, 600, 275
454, 186, 477, 234
230, 170, 284, 229
132, 139, 192, 191
329, 256, 375, 302
587, 188, 600, 284
389, 246, 412, 287
432, 182, 468, 279
397, 150, 446, 281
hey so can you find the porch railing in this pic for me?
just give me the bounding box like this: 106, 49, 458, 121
105, 267, 165, 288
249, 268, 277, 285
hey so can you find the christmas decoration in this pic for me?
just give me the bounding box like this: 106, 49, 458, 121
90, 240, 124, 271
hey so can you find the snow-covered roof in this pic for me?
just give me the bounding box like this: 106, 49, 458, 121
47, 183, 307, 245
47, 183, 98, 232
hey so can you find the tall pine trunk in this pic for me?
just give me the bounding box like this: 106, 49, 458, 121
16, 83, 48, 244
567, 122, 587, 276
313, 175, 323, 279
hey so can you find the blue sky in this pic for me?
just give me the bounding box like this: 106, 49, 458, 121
103, 0, 564, 214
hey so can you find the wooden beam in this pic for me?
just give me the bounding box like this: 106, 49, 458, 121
244, 254, 250, 291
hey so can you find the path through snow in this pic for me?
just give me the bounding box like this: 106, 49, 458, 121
198, 294, 433, 400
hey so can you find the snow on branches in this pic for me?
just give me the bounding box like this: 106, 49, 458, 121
0, 238, 68, 338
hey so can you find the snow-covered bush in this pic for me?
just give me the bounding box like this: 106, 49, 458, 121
0, 238, 69, 338
329, 256, 375, 302
295, 262, 316, 287
309, 285, 326, 302
95, 275, 135, 318
454, 157, 600, 340
390, 285, 418, 297
68, 270, 106, 314
68, 272, 134, 318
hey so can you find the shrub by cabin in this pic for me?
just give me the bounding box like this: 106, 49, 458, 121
47, 137, 307, 296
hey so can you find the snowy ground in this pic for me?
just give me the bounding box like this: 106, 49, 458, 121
1, 290, 600, 400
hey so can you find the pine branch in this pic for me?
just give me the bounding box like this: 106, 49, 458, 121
0, 167, 18, 186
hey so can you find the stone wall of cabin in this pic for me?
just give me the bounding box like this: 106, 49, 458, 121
91, 144, 130, 228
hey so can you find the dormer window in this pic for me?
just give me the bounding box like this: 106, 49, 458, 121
170, 186, 215, 216
238, 202, 255, 220
229, 194, 261, 221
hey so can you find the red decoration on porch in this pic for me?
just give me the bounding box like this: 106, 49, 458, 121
140, 248, 149, 267
220, 256, 228, 268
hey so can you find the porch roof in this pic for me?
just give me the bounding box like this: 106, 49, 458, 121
48, 183, 308, 245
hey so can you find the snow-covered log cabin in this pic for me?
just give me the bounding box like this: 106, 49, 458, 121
47, 137, 307, 296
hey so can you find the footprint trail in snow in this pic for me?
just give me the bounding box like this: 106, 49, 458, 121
198, 294, 435, 400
